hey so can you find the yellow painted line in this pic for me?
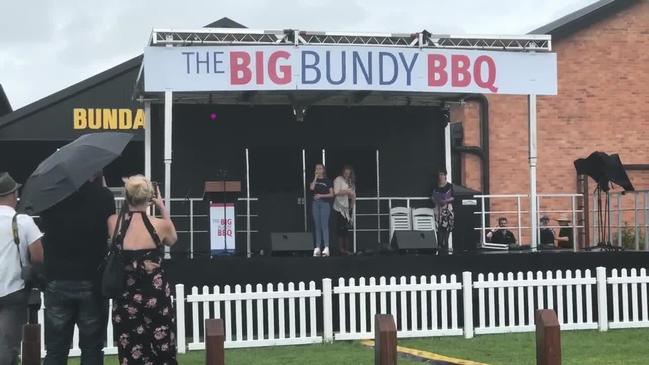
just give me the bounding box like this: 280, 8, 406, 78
360, 340, 490, 365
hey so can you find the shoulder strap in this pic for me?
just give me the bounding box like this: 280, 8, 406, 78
139, 212, 162, 247
110, 210, 127, 249
12, 214, 23, 268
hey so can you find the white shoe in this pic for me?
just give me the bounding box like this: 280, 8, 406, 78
322, 247, 330, 257
313, 247, 321, 257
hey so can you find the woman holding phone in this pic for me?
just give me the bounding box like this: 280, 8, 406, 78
309, 164, 333, 257
108, 175, 178, 364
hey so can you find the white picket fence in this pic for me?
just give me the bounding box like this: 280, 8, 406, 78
334, 275, 463, 340
36, 266, 649, 357
472, 270, 597, 335
182, 282, 323, 351
607, 268, 649, 330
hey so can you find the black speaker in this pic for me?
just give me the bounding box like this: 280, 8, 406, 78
391, 231, 437, 252
452, 186, 482, 253
270, 232, 313, 256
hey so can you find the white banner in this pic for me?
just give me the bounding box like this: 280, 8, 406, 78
144, 45, 557, 95
210, 203, 235, 253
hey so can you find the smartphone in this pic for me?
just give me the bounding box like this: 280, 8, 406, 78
152, 181, 159, 199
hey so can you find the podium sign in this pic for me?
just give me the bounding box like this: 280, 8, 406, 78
210, 203, 236, 254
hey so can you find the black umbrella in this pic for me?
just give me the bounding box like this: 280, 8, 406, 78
18, 132, 134, 214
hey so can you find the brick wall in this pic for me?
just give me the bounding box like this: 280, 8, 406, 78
460, 1, 649, 244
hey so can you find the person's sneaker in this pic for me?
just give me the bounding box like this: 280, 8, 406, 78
322, 247, 330, 257
313, 247, 321, 257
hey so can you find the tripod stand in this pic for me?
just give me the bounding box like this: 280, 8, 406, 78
586, 184, 623, 252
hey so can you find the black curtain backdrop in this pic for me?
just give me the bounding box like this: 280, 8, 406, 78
150, 104, 446, 255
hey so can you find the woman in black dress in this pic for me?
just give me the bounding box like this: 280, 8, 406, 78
431, 169, 454, 254
108, 175, 178, 365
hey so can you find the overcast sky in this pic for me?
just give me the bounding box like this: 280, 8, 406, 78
0, 0, 596, 110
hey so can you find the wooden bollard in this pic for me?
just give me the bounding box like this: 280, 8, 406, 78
535, 309, 561, 365
375, 314, 397, 365
21, 323, 41, 365
205, 319, 225, 365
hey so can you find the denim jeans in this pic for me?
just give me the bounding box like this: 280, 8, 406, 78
312, 200, 331, 249
44, 280, 108, 365
0, 289, 27, 365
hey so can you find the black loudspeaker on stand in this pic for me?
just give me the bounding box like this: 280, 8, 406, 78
574, 151, 634, 252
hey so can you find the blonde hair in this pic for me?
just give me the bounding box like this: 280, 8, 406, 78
123, 174, 154, 206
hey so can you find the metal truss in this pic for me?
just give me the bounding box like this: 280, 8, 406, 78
151, 28, 552, 52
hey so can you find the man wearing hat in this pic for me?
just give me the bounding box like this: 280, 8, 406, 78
556, 213, 574, 249
539, 215, 556, 249
0, 172, 43, 365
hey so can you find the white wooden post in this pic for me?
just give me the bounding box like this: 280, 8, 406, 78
163, 89, 173, 259
322, 278, 334, 342
175, 284, 187, 353
596, 266, 608, 331
462, 271, 474, 338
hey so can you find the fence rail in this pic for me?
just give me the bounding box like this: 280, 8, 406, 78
37, 266, 649, 358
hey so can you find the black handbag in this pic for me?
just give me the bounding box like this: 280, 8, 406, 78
101, 211, 127, 298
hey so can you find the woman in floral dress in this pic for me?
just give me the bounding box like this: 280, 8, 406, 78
108, 175, 178, 364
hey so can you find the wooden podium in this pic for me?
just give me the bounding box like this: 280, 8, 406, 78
204, 181, 241, 255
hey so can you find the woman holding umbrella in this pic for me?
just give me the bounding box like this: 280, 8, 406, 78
108, 175, 178, 364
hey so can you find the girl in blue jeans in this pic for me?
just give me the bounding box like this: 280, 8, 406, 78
309, 164, 333, 257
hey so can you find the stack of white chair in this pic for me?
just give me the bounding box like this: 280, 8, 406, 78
389, 207, 437, 241
412, 207, 436, 231
389, 207, 412, 240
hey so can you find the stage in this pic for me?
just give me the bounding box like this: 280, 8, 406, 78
165, 250, 649, 288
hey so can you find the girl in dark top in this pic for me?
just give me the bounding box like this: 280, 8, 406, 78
431, 169, 454, 254
309, 164, 334, 257
107, 175, 178, 365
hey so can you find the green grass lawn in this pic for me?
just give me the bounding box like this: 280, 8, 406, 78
63, 328, 649, 364
401, 328, 649, 365
66, 341, 422, 365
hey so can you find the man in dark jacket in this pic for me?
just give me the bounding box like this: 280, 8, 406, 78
40, 175, 115, 365
486, 216, 517, 245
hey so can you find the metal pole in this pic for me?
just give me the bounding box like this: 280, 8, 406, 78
445, 123, 453, 251
645, 192, 649, 251
144, 101, 152, 180
480, 196, 486, 248
528, 94, 538, 251
616, 193, 622, 246
376, 149, 381, 244
445, 123, 452, 183
572, 195, 577, 252
189, 199, 194, 259
593, 191, 598, 245
517, 196, 522, 245
163, 90, 173, 259
246, 148, 251, 258
302, 149, 307, 232
634, 193, 639, 250
353, 203, 357, 254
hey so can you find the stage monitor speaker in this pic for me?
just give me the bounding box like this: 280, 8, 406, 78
270, 232, 313, 256
391, 231, 437, 252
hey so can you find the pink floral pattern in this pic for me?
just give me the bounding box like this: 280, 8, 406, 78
113, 249, 177, 364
